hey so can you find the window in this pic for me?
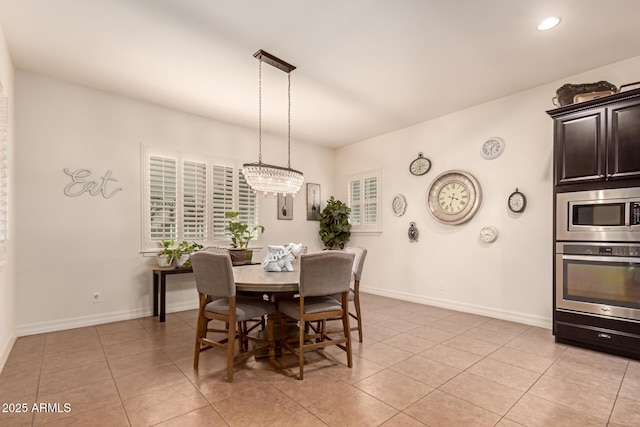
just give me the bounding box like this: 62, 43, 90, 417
142, 146, 257, 251
348, 170, 381, 233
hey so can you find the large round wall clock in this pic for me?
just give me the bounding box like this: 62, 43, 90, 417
427, 170, 482, 225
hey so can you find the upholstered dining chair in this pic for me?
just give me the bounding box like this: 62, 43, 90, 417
315, 246, 368, 342
278, 251, 355, 380
190, 251, 276, 382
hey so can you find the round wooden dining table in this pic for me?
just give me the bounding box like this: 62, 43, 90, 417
233, 263, 301, 360
233, 263, 300, 293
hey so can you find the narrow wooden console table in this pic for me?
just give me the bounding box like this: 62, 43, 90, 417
151, 266, 193, 322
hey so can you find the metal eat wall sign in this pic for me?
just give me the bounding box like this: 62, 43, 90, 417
63, 168, 123, 199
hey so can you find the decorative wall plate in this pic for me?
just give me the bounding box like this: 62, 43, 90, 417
427, 170, 482, 225
481, 137, 505, 159
392, 194, 407, 216
480, 225, 499, 243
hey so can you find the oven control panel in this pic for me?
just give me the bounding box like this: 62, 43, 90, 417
562, 244, 640, 257
632, 203, 640, 225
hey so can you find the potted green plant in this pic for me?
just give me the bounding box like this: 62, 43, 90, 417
318, 197, 352, 249
225, 211, 265, 265
175, 240, 203, 267
157, 239, 176, 267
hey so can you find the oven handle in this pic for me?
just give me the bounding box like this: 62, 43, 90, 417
561, 254, 640, 263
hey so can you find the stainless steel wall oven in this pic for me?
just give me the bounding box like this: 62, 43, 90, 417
556, 242, 640, 321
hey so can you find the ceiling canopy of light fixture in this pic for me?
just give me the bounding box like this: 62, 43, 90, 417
242, 49, 304, 196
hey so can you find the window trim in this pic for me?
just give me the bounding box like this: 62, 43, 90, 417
347, 169, 382, 234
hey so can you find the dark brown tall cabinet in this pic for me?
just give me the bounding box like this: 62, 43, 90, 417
551, 88, 640, 189
548, 88, 640, 360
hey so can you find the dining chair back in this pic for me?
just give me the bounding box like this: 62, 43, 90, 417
345, 246, 367, 342
278, 251, 355, 380
191, 250, 235, 299
190, 251, 275, 382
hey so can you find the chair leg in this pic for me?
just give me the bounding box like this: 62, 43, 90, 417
193, 298, 207, 369
299, 320, 305, 380
342, 295, 353, 368
237, 321, 246, 353
226, 320, 236, 382
353, 290, 363, 343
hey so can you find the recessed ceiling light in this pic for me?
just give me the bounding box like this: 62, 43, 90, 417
537, 16, 561, 31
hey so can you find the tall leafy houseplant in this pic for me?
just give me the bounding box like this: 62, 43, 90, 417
318, 197, 352, 249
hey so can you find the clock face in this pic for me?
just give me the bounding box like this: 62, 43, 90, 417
410, 154, 431, 176
427, 170, 482, 225
508, 190, 527, 213
480, 226, 499, 243
481, 137, 505, 159
437, 181, 469, 214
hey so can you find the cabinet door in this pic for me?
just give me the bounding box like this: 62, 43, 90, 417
554, 108, 606, 185
608, 99, 640, 180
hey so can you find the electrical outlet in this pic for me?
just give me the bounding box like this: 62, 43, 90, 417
92, 292, 102, 303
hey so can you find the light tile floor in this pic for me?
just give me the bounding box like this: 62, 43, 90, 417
1, 293, 639, 426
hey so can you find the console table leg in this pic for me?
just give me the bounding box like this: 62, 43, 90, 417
160, 274, 167, 322
153, 273, 159, 317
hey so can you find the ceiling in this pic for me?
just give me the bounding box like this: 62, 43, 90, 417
2, 0, 640, 148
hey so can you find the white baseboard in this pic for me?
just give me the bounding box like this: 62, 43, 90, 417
0, 332, 17, 374
14, 289, 552, 338
16, 301, 200, 337
361, 286, 552, 330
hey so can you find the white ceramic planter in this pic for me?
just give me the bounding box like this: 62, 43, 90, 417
176, 254, 190, 267
157, 254, 173, 268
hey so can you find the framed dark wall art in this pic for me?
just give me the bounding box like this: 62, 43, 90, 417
277, 194, 293, 220
306, 183, 321, 221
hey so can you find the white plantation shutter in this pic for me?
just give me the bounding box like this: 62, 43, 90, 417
183, 160, 207, 240
238, 169, 257, 231
364, 177, 377, 225
142, 146, 260, 250
149, 156, 177, 241
212, 165, 234, 240
350, 180, 361, 226
348, 170, 381, 233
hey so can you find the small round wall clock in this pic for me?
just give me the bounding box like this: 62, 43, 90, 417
427, 170, 482, 225
508, 188, 527, 213
480, 226, 499, 243
481, 137, 505, 160
392, 194, 407, 217
409, 152, 431, 176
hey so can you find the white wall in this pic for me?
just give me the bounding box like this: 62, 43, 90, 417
14, 71, 335, 335
11, 55, 640, 337
337, 56, 640, 329
0, 23, 16, 372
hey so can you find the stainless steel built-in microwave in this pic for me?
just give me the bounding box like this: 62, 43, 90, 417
556, 188, 640, 242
